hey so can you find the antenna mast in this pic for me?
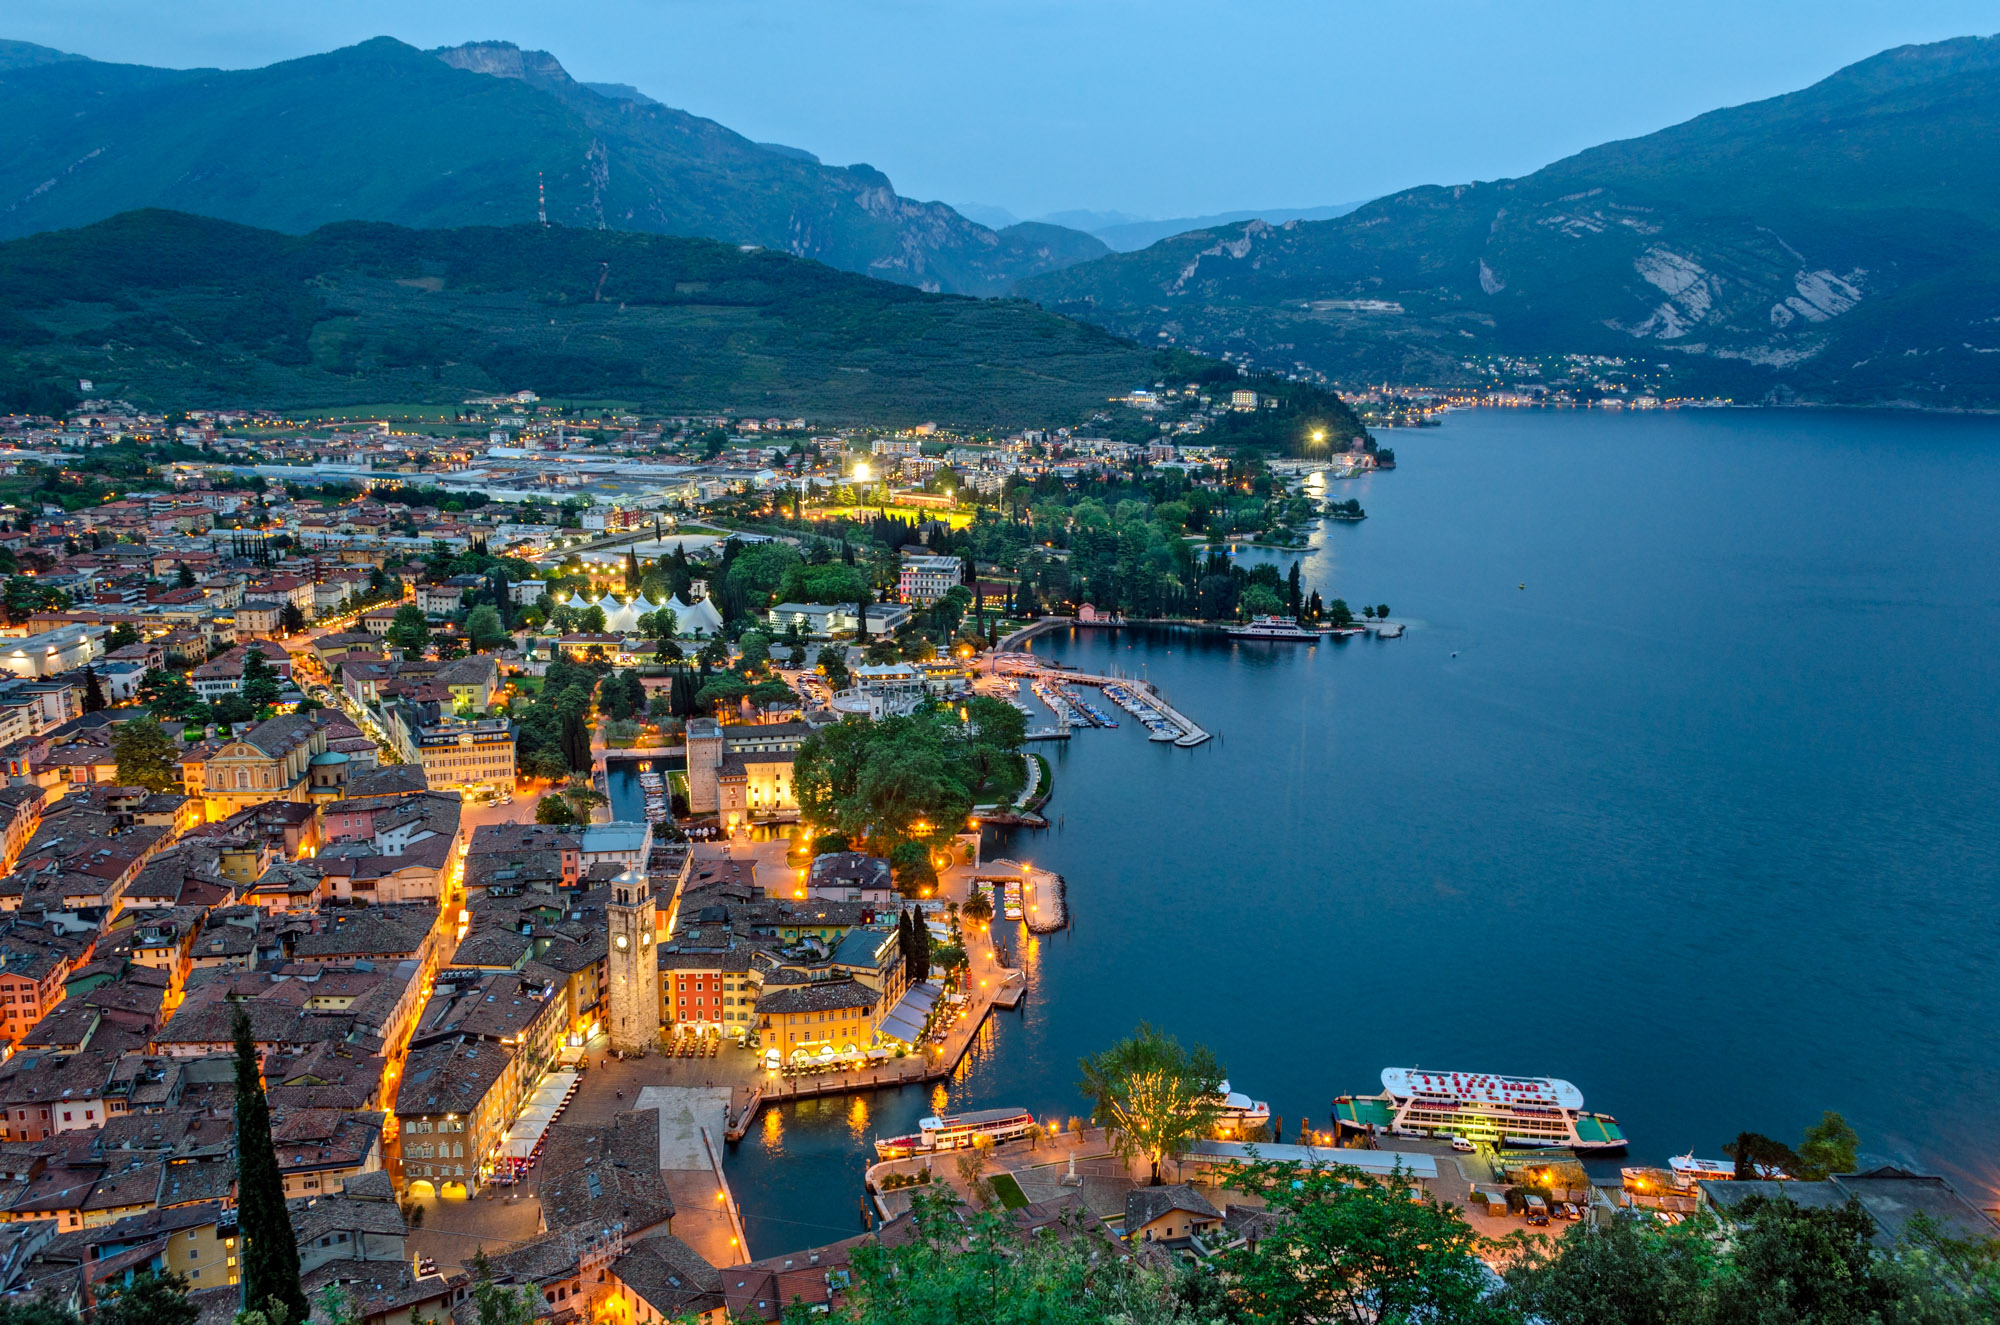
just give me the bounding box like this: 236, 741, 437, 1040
538, 172, 548, 227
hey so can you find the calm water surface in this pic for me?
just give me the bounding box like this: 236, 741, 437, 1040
623, 408, 2000, 1255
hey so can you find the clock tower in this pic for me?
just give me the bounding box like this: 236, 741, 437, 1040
606, 862, 658, 1055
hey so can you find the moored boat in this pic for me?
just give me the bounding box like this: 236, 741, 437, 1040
874, 1107, 1036, 1158
1227, 615, 1320, 641
1334, 1067, 1627, 1154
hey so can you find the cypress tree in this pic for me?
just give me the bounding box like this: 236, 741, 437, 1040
232, 1009, 307, 1324
912, 910, 931, 983
81, 667, 106, 713
897, 910, 915, 982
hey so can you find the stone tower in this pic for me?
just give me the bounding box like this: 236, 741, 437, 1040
605, 862, 658, 1055
685, 717, 723, 815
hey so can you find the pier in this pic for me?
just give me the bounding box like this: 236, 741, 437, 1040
988, 653, 1213, 747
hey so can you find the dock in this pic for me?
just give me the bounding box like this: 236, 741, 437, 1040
988, 654, 1214, 747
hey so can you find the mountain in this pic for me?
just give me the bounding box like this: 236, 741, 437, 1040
0, 37, 1108, 296
1089, 205, 1364, 253
1021, 36, 2000, 406
0, 209, 1159, 424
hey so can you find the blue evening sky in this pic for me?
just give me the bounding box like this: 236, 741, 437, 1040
9, 1, 1996, 221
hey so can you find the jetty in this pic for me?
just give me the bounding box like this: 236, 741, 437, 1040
986, 652, 1213, 747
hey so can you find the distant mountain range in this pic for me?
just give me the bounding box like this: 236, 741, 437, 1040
958, 202, 1365, 252
1021, 36, 2000, 407
0, 36, 1106, 297
0, 209, 1158, 423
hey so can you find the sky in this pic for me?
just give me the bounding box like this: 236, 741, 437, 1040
8, 0, 1998, 221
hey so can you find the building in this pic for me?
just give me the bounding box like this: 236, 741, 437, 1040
414, 717, 515, 795
604, 863, 658, 1055
754, 978, 877, 1064
190, 644, 294, 702
234, 600, 284, 637
897, 554, 963, 606
805, 853, 895, 904
683, 719, 811, 820
199, 714, 327, 822
1126, 1185, 1223, 1246
393, 1038, 512, 1200
1697, 1168, 2000, 1246
0, 627, 104, 679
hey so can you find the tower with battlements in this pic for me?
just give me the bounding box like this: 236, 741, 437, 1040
605, 861, 658, 1054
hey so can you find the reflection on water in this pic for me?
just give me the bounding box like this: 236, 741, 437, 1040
760, 1107, 783, 1151
846, 1096, 870, 1141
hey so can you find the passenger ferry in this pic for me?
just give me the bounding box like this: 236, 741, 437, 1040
1334, 1068, 1627, 1153
1226, 615, 1320, 641
874, 1107, 1036, 1158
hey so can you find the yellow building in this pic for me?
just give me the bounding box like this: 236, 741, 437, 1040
414, 717, 515, 795
201, 714, 326, 822
753, 978, 879, 1063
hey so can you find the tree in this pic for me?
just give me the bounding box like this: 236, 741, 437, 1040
0, 1296, 80, 1325
536, 792, 581, 825
1222, 1159, 1510, 1325
1502, 1209, 1721, 1325
738, 630, 773, 674
279, 602, 306, 635
386, 604, 431, 660
1, 575, 67, 626
113, 717, 181, 792
232, 1008, 308, 1325
1728, 1130, 1806, 1181
1377, 603, 1391, 619
897, 909, 917, 981
240, 649, 281, 712
465, 605, 509, 653
1799, 1110, 1860, 1179
962, 887, 994, 926
817, 644, 851, 691
176, 562, 196, 589
81, 666, 106, 713
1712, 1195, 1911, 1325
1077, 1024, 1223, 1185
466, 1249, 539, 1325
95, 1271, 198, 1325
106, 621, 141, 652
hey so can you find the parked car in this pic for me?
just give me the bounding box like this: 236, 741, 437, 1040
1523, 1194, 1551, 1227
1450, 1136, 1475, 1153
1561, 1201, 1582, 1221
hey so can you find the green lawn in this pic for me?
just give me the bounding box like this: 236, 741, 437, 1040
987, 1173, 1030, 1210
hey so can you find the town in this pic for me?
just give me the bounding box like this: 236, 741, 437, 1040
0, 391, 1983, 1325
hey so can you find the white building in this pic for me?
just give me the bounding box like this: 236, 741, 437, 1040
897, 554, 962, 606
0, 626, 104, 679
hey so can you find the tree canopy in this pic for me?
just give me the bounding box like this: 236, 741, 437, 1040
1076, 1022, 1224, 1185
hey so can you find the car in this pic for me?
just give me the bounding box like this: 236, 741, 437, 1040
1561, 1201, 1581, 1221
1450, 1136, 1476, 1152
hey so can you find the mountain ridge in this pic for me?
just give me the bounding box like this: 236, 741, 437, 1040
0, 36, 1108, 297
0, 208, 1158, 424
1020, 34, 2000, 406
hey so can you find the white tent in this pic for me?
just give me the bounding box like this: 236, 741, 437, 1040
664, 594, 723, 638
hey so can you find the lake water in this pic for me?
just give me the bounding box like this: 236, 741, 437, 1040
619, 407, 2000, 1255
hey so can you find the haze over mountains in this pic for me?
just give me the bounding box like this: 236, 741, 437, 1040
1022, 36, 2000, 407
5, 28, 1999, 410
0, 36, 1108, 297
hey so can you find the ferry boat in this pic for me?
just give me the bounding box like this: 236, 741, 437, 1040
873, 1107, 1036, 1158
1334, 1068, 1627, 1154
1227, 615, 1319, 641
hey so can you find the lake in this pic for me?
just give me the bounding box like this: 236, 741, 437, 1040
619, 406, 2000, 1255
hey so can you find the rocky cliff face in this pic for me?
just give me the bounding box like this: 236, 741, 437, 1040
1024, 36, 2000, 406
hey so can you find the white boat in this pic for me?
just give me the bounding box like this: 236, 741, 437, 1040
1227, 615, 1319, 641
874, 1107, 1036, 1158
1335, 1067, 1628, 1153
1208, 1079, 1271, 1136
1669, 1152, 1786, 1186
